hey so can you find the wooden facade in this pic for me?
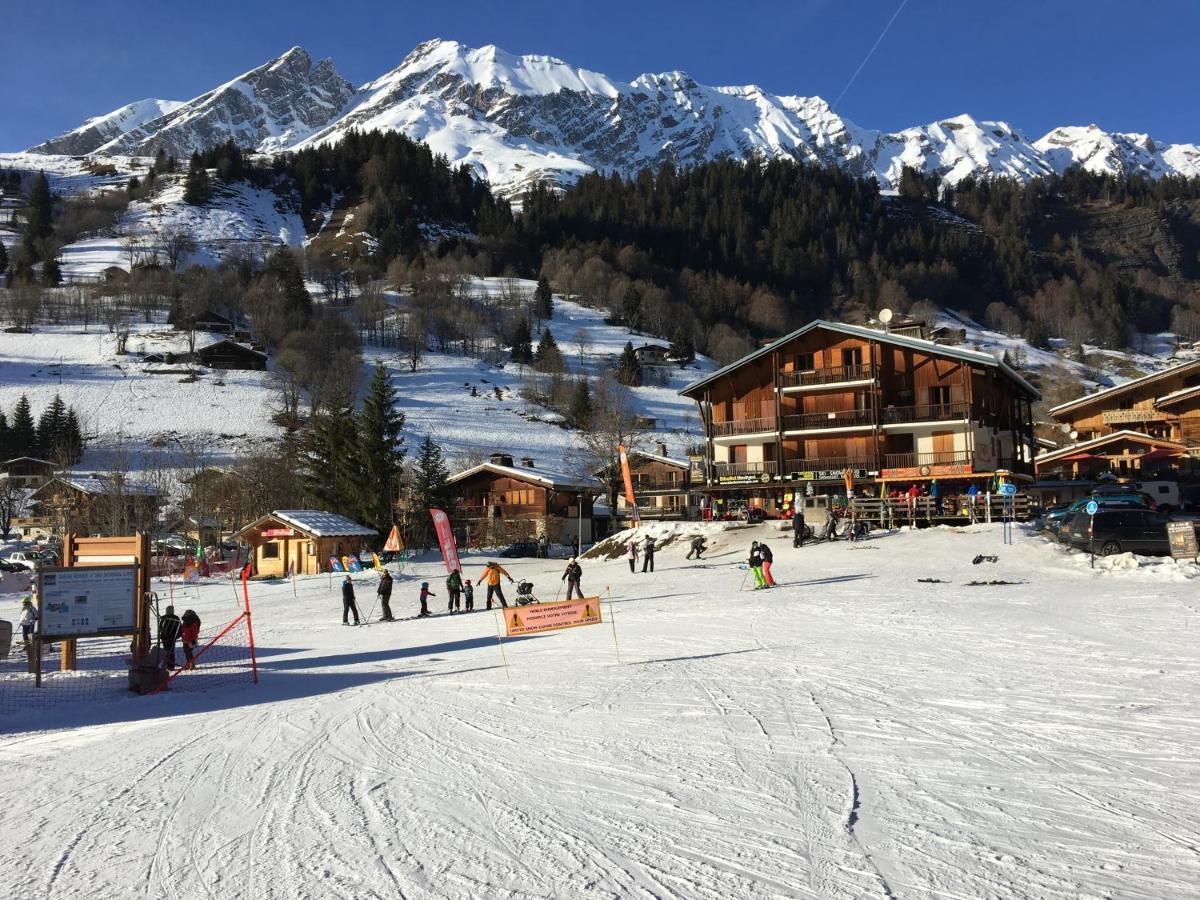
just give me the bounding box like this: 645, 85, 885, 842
236, 511, 376, 577
25, 475, 160, 537
609, 448, 696, 519
680, 321, 1038, 508
0, 457, 58, 489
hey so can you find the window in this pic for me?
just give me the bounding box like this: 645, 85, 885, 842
929, 386, 952, 407
261, 543, 280, 559
796, 352, 815, 372
307, 542, 315, 556
842, 348, 864, 367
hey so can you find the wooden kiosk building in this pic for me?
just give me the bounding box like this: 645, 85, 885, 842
236, 510, 377, 577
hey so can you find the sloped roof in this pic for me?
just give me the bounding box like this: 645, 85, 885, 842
679, 320, 1039, 399
1035, 429, 1187, 465
0, 456, 58, 470
447, 461, 602, 491
196, 338, 266, 358
29, 473, 159, 499
1049, 358, 1200, 417
1154, 383, 1200, 409
270, 510, 377, 538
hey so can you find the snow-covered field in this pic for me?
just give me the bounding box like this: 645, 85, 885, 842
2, 524, 1197, 898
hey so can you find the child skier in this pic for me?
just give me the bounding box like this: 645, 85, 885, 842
759, 542, 776, 587
418, 582, 435, 617
180, 609, 202, 668
463, 579, 475, 612
18, 597, 37, 646
625, 539, 639, 573
748, 542, 766, 589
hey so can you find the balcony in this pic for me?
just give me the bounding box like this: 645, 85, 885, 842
712, 460, 779, 482
784, 456, 876, 476
1102, 408, 1170, 425
782, 408, 874, 433
632, 479, 691, 493
881, 402, 969, 426
711, 416, 777, 438
779, 364, 873, 390
882, 451, 973, 470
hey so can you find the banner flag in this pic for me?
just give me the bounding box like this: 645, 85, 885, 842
430, 508, 462, 573
504, 597, 602, 637
383, 525, 403, 552
619, 445, 639, 522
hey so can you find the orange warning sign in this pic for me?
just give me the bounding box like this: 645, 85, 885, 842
504, 598, 602, 637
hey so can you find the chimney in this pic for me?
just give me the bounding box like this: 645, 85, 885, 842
520, 457, 535, 468
489, 453, 514, 467
656, 441, 668, 458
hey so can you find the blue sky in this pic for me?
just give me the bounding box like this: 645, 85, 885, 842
3, 0, 1198, 150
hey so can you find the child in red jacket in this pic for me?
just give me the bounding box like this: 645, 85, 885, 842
180, 609, 202, 669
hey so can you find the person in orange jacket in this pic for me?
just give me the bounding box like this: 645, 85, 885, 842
476, 561, 514, 609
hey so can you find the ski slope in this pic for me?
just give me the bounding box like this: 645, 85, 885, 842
1, 524, 1197, 898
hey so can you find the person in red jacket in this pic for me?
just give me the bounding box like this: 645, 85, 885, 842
180, 609, 202, 669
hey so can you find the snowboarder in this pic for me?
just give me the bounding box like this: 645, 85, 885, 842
476, 561, 514, 609
418, 582, 434, 617
749, 542, 766, 589
463, 579, 475, 612
158, 604, 182, 666
180, 609, 201, 668
686, 536, 707, 560
341, 575, 360, 626
759, 542, 776, 587
18, 597, 37, 646
377, 569, 395, 621
792, 508, 806, 547
446, 569, 463, 613
626, 539, 639, 573
642, 535, 656, 573
562, 558, 584, 600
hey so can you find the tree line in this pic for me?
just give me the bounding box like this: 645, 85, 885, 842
0, 394, 85, 465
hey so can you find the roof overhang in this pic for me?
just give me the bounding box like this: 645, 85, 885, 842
1035, 429, 1188, 465
1049, 359, 1200, 418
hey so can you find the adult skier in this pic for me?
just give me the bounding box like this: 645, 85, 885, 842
562, 558, 584, 600
446, 568, 463, 613
792, 507, 806, 547
341, 575, 361, 626
759, 542, 776, 587
685, 536, 707, 560
377, 569, 395, 621
158, 605, 182, 666
625, 538, 639, 574
748, 542, 766, 589
642, 535, 656, 573
476, 561, 514, 609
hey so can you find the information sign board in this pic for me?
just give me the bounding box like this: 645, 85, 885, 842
37, 565, 139, 639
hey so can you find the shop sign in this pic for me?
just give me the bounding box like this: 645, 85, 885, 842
716, 472, 774, 485
261, 527, 295, 538
792, 469, 870, 482
881, 463, 973, 479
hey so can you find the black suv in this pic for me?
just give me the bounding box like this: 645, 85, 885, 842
1068, 508, 1172, 556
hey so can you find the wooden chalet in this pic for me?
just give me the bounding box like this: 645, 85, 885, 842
235, 510, 377, 577
194, 339, 268, 371
0, 456, 59, 489
603, 443, 697, 519
447, 454, 600, 547
25, 473, 160, 536
679, 320, 1038, 515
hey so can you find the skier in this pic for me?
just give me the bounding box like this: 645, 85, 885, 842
686, 536, 707, 560
18, 597, 37, 646
748, 542, 766, 589
341, 575, 361, 626
180, 609, 201, 668
446, 568, 463, 613
476, 561, 514, 609
463, 579, 475, 612
642, 535, 656, 573
158, 604, 182, 666
625, 538, 639, 574
377, 569, 395, 621
759, 542, 776, 587
418, 582, 434, 617
792, 507, 806, 547
562, 558, 584, 600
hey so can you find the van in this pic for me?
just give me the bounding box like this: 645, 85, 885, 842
1132, 481, 1180, 511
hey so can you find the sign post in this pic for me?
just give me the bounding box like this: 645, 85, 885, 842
1085, 499, 1099, 568
1167, 520, 1199, 562
999, 482, 1017, 545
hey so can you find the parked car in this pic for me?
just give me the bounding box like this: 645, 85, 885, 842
0, 558, 27, 573
498, 541, 540, 558
1068, 508, 1173, 556
2, 551, 40, 571
1055, 512, 1080, 544
35, 549, 60, 566
1044, 494, 1146, 533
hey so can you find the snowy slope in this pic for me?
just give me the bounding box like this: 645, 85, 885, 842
23, 39, 1200, 197
2, 524, 1198, 898
29, 98, 185, 156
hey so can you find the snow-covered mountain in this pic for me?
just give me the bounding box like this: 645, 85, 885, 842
25, 39, 1200, 196
30, 98, 186, 156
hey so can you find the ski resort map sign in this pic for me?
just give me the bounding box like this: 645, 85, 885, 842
37, 565, 139, 639
504, 598, 602, 637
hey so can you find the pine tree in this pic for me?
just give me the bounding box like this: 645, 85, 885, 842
10, 396, 37, 454
616, 341, 643, 387
0, 411, 10, 461
533, 274, 554, 324
264, 247, 311, 321
533, 326, 564, 373
183, 154, 212, 206
41, 256, 62, 286
510, 315, 533, 364
568, 380, 593, 429
62, 407, 84, 464
410, 433, 450, 515
669, 327, 695, 366
354, 362, 407, 532
300, 405, 360, 517
0, 238, 8, 275
621, 284, 642, 331
22, 171, 53, 259
36, 394, 68, 462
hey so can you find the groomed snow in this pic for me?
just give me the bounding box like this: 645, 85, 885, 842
1, 524, 1197, 897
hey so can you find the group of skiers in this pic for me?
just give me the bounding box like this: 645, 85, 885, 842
748, 541, 777, 589
625, 535, 657, 573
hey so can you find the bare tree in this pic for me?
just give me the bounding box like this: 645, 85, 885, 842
577, 374, 648, 527
572, 327, 590, 370
160, 225, 197, 272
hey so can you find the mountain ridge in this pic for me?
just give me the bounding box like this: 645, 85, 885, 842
25, 39, 1200, 196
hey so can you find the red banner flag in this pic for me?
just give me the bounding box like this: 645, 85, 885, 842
619, 445, 640, 523
430, 508, 461, 574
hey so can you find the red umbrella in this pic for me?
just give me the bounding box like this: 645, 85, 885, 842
1138, 448, 1184, 463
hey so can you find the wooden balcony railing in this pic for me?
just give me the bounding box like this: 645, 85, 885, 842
785, 456, 875, 474
779, 364, 872, 389
712, 416, 777, 437
782, 408, 874, 432
712, 460, 779, 478
1102, 408, 1170, 425
883, 451, 973, 469
881, 402, 969, 424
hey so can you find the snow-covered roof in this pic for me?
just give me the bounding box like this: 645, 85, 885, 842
0, 456, 58, 469
1049, 358, 1200, 416
628, 450, 689, 470
680, 320, 1039, 399
269, 510, 377, 538
34, 473, 159, 497
1035, 429, 1187, 465
1154, 383, 1200, 408
447, 461, 602, 492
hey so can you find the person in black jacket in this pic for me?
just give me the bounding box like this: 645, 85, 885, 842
642, 536, 656, 573
341, 575, 360, 625
158, 605, 182, 666
377, 569, 394, 621
792, 509, 806, 547
686, 536, 707, 560
562, 558, 584, 600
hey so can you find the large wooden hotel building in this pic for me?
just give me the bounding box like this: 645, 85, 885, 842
679, 320, 1038, 511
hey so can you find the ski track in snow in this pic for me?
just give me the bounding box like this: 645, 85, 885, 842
2, 524, 1200, 898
